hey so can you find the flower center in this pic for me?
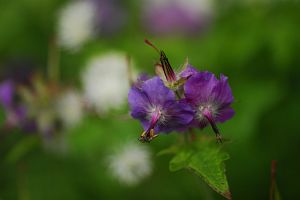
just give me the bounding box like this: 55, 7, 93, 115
139, 106, 165, 143
147, 106, 166, 126
196, 103, 217, 121
196, 103, 222, 143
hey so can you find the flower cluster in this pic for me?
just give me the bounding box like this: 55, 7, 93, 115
0, 64, 84, 140
128, 41, 234, 143
0, 51, 134, 141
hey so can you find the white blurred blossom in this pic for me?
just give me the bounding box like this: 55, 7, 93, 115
57, 0, 96, 51
56, 89, 83, 128
108, 143, 152, 186
81, 52, 130, 114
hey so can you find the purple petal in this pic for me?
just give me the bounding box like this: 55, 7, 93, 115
133, 73, 150, 89
211, 74, 234, 106
0, 80, 14, 108
160, 101, 194, 132
93, 0, 127, 35
128, 87, 149, 120
144, 4, 210, 35
216, 107, 235, 123
184, 71, 218, 105
141, 76, 175, 105
179, 64, 198, 78
137, 73, 150, 82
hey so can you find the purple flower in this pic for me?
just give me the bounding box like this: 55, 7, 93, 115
128, 76, 193, 142
142, 0, 213, 36
92, 0, 127, 35
184, 71, 235, 142
0, 80, 34, 130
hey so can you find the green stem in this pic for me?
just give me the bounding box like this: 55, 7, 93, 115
126, 55, 134, 86
17, 161, 30, 200
175, 90, 181, 99
47, 36, 60, 83
183, 132, 189, 144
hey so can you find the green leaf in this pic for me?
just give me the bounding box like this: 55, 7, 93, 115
169, 140, 231, 199
169, 148, 193, 171
5, 136, 39, 164
0, 108, 6, 124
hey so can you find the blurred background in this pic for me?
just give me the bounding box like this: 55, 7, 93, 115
0, 0, 300, 199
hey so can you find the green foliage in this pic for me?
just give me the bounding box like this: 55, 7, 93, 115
169, 139, 231, 199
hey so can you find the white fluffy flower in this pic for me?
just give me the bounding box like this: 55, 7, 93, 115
81, 52, 130, 114
56, 89, 83, 128
57, 0, 96, 51
108, 143, 152, 186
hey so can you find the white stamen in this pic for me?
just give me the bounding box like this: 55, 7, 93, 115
146, 105, 167, 125
196, 102, 218, 121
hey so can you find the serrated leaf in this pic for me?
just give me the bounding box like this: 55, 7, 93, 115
169, 149, 193, 171
169, 141, 231, 199
188, 148, 231, 199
